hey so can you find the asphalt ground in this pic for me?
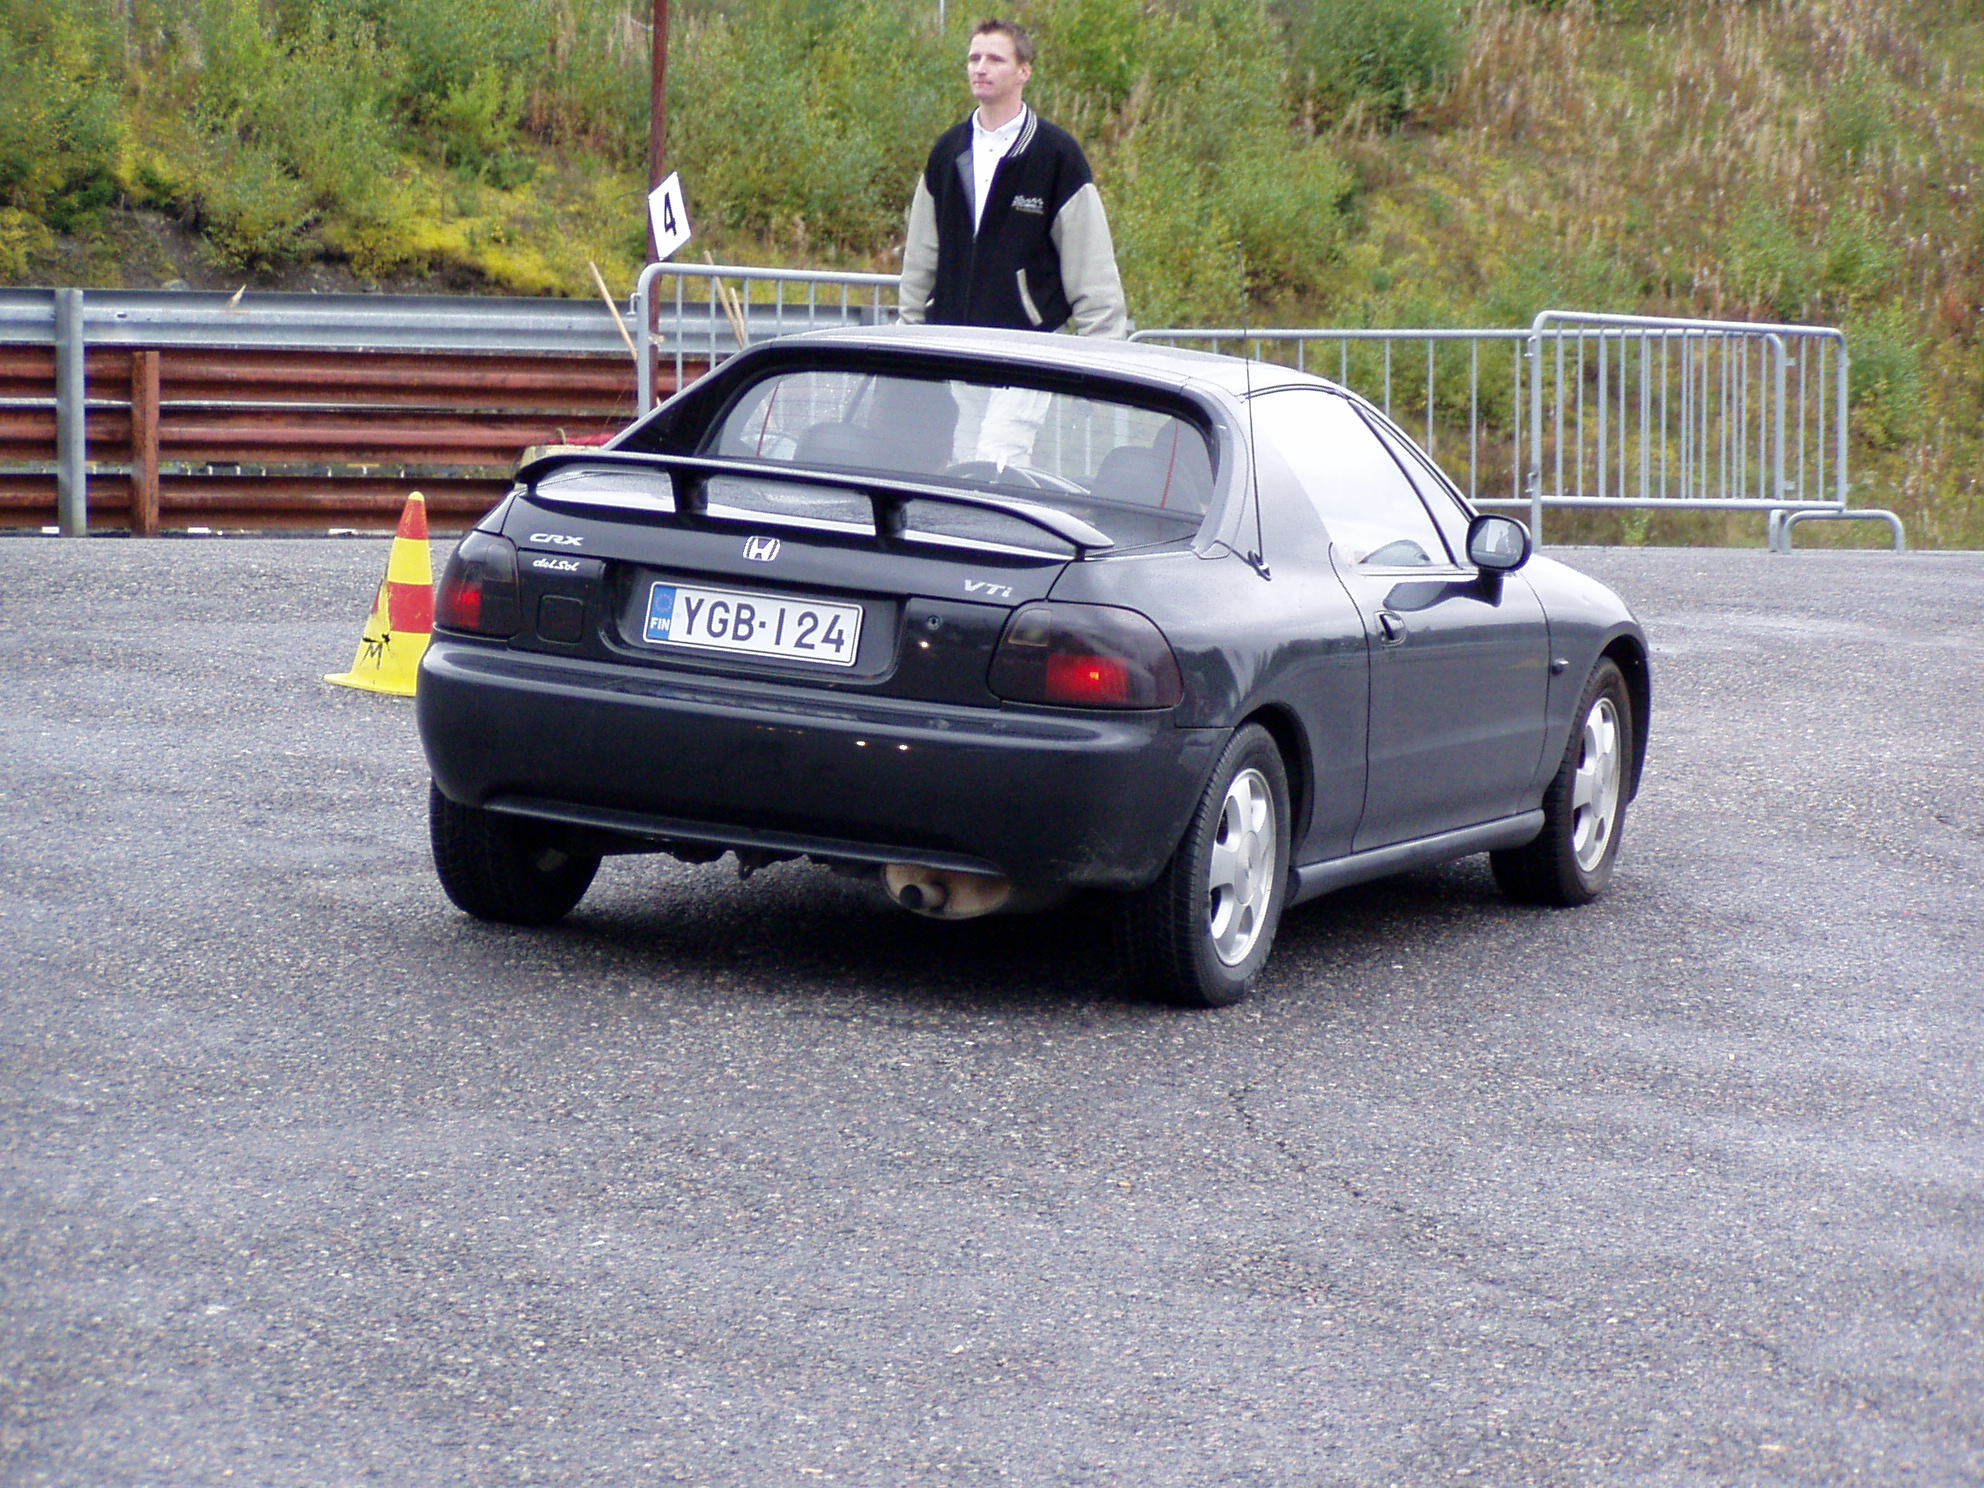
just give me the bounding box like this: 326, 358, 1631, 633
2, 538, 1980, 1487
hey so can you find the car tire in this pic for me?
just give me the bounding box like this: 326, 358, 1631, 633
429, 784, 600, 925
1491, 658, 1632, 907
1119, 723, 1291, 1009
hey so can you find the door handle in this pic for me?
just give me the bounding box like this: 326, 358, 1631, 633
1377, 610, 1407, 645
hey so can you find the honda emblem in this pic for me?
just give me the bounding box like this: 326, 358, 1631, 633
743, 536, 781, 563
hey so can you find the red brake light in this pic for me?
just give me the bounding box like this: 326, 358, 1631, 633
445, 579, 483, 631
989, 603, 1183, 709
435, 531, 522, 638
1045, 653, 1134, 705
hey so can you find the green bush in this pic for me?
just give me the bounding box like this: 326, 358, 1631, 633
1848, 305, 1926, 450
192, 0, 402, 245
356, 0, 547, 104
1514, 0, 1655, 16
1819, 208, 1899, 307
1030, 0, 1142, 111
0, 204, 53, 277
1213, 139, 1353, 299
1108, 146, 1247, 329
198, 142, 314, 270
1474, 240, 1645, 326
1727, 199, 1815, 320
1056, 0, 1349, 315
797, 0, 955, 241
0, 2, 121, 229
194, 0, 279, 129
531, 0, 649, 158
1729, 198, 1900, 321
432, 67, 532, 183
260, 10, 404, 220
669, 0, 952, 251
668, 14, 811, 240
1133, 0, 1292, 165
1820, 64, 1905, 169
182, 0, 406, 263
1283, 0, 1467, 122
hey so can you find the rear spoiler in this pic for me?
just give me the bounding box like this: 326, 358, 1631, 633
515, 449, 1116, 557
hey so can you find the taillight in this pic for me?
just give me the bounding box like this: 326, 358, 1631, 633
988, 602, 1184, 709
435, 531, 522, 638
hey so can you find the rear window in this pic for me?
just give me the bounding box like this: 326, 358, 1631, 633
704, 368, 1215, 546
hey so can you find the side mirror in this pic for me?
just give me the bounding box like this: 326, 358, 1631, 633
1467, 513, 1532, 573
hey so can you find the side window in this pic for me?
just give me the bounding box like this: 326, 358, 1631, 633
1248, 388, 1452, 567
1366, 414, 1473, 556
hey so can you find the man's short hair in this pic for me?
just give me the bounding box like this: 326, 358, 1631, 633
971, 17, 1035, 66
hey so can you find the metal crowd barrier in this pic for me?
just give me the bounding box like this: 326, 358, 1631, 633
1126, 327, 1535, 519
630, 261, 898, 412
1134, 315, 1904, 550
1528, 312, 1900, 551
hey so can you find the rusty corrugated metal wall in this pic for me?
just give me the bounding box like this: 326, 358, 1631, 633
0, 342, 674, 533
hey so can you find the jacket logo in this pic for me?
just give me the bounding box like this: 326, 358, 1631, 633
742, 536, 781, 562
1011, 194, 1046, 214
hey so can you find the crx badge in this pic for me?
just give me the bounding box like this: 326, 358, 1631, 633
742, 536, 781, 563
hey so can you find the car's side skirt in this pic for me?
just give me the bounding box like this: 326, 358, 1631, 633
1288, 812, 1545, 907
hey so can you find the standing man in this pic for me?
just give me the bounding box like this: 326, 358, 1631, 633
899, 18, 1127, 340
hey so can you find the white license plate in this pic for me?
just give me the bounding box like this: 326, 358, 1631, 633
642, 581, 862, 667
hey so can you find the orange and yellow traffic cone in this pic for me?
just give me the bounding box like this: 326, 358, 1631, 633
326, 491, 434, 697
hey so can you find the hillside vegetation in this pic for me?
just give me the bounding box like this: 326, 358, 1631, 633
3, 0, 1979, 544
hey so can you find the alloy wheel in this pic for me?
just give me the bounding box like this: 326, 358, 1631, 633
1207, 767, 1276, 966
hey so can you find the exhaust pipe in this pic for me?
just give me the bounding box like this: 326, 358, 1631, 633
882, 865, 1072, 920
884, 865, 1013, 919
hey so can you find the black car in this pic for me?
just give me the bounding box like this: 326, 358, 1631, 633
418, 326, 1648, 1008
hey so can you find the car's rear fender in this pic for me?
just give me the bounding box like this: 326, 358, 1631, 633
1045, 545, 1370, 862
1604, 633, 1652, 800
1041, 547, 1290, 730
1240, 702, 1314, 861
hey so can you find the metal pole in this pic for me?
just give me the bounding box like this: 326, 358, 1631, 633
1596, 331, 1607, 505
1528, 329, 1545, 543
633, 276, 652, 414
1423, 336, 1434, 459
1836, 338, 1850, 511
55, 288, 87, 537
1770, 334, 1787, 510
643, 0, 671, 401
649, 0, 670, 249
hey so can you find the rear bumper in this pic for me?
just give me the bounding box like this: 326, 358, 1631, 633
417, 640, 1222, 889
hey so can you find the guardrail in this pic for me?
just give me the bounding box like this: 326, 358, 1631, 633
1, 286, 665, 534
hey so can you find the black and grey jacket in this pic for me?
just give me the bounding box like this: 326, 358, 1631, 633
899, 109, 1127, 339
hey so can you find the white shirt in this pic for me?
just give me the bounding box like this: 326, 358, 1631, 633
970, 107, 1028, 233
